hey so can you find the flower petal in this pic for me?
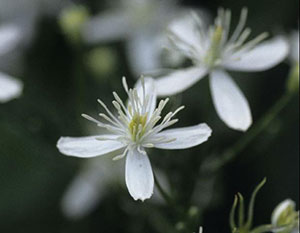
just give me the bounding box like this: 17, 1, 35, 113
57, 135, 125, 158
154, 123, 212, 149
155, 66, 208, 96
210, 69, 252, 131
82, 10, 132, 43
126, 33, 162, 75
0, 24, 22, 56
125, 149, 154, 201
0, 72, 23, 103
224, 36, 289, 72
135, 77, 156, 115
168, 13, 203, 56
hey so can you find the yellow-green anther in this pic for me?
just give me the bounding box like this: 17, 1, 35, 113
205, 26, 223, 67
129, 113, 148, 141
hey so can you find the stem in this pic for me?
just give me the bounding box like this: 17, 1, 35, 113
154, 172, 174, 207
201, 91, 294, 173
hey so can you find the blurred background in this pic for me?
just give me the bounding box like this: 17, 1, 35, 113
0, 0, 298, 232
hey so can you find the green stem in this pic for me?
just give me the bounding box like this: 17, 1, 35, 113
154, 172, 174, 207
202, 91, 294, 173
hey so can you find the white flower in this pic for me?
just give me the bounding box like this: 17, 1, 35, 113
57, 77, 212, 201
272, 199, 299, 233
82, 0, 186, 75
155, 9, 289, 131
0, 24, 23, 103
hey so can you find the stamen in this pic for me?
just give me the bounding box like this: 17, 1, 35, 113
228, 7, 248, 44
81, 114, 101, 124
122, 76, 129, 93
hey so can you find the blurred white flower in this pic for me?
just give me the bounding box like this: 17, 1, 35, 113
61, 154, 170, 219
0, 24, 23, 103
155, 8, 289, 131
272, 199, 299, 233
57, 77, 212, 201
82, 0, 187, 75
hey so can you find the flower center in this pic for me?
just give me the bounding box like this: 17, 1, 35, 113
129, 113, 148, 142
204, 25, 223, 67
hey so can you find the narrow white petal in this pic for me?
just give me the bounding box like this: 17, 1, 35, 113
82, 10, 133, 43
126, 33, 162, 75
224, 36, 289, 72
135, 77, 156, 114
125, 149, 154, 201
0, 72, 23, 103
210, 70, 252, 131
155, 66, 208, 96
154, 123, 212, 149
168, 13, 202, 54
57, 135, 125, 158
0, 24, 22, 56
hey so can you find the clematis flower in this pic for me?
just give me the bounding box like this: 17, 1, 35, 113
154, 8, 289, 131
0, 24, 23, 103
57, 77, 212, 201
82, 0, 187, 75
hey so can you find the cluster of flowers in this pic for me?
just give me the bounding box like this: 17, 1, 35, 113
1, 0, 298, 231
56, 1, 298, 200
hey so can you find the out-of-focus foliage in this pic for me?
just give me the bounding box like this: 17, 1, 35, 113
0, 0, 298, 232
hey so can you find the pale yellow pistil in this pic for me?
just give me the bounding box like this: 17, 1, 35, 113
129, 113, 148, 141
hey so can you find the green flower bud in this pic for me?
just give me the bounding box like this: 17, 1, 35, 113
272, 199, 299, 233
59, 5, 89, 45
85, 47, 118, 77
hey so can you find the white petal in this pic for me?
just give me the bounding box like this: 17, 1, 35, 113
135, 77, 156, 115
154, 123, 212, 149
0, 24, 22, 56
168, 13, 202, 55
0, 72, 23, 103
57, 135, 125, 158
210, 70, 252, 131
82, 10, 133, 43
125, 149, 154, 201
155, 66, 208, 96
224, 36, 289, 72
126, 33, 162, 75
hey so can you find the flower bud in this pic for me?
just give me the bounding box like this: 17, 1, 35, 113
272, 199, 299, 233
59, 5, 89, 45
